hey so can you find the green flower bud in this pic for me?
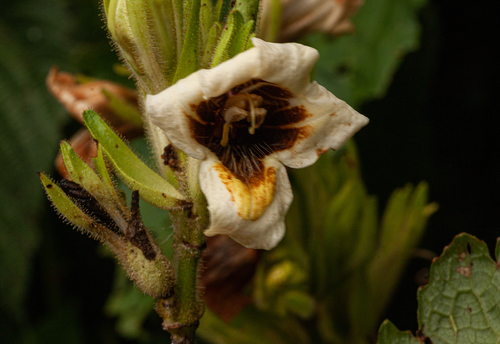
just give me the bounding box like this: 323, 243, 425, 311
115, 191, 175, 298
103, 0, 177, 93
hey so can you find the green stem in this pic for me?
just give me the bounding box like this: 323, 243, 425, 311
157, 167, 209, 342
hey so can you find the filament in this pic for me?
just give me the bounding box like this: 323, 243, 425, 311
247, 93, 256, 135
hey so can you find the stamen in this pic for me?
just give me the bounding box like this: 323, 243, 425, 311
221, 123, 230, 147
247, 93, 256, 135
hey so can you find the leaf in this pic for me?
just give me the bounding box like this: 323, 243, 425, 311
173, 0, 201, 82
282, 290, 316, 319
197, 307, 311, 344
199, 0, 213, 47
38, 173, 95, 231
83, 110, 185, 209
377, 234, 500, 343
227, 19, 254, 58
213, 0, 224, 23
105, 267, 156, 339
232, 0, 259, 23
60, 141, 114, 204
93, 143, 129, 215
211, 10, 243, 67
202, 23, 221, 68
148, 0, 178, 82
39, 171, 123, 247
101, 88, 142, 127
92, 144, 117, 199
308, 0, 427, 107
366, 182, 437, 329
283, 144, 436, 342
376, 320, 421, 344
419, 234, 500, 343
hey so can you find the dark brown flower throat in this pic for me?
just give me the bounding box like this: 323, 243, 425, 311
189, 79, 311, 179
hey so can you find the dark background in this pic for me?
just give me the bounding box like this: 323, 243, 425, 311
1, 0, 498, 342
357, 0, 500, 332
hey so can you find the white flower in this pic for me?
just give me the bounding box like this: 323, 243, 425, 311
146, 38, 369, 250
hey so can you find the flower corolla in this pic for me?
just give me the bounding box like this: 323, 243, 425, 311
146, 38, 369, 250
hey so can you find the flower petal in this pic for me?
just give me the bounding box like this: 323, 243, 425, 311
145, 38, 320, 157
269, 81, 369, 168
200, 154, 293, 250
145, 72, 212, 160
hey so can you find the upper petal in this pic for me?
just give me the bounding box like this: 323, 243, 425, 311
145, 38, 321, 160
145, 72, 211, 160
200, 154, 293, 250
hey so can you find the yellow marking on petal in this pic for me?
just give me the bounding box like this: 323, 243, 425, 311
220, 123, 230, 147
248, 166, 277, 220
213, 163, 277, 221
213, 164, 251, 219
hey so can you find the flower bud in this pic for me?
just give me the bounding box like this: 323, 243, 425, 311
103, 0, 177, 93
118, 190, 175, 298
116, 237, 175, 299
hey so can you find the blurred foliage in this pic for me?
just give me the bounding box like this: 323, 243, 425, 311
306, 0, 427, 108
0, 0, 130, 340
195, 143, 436, 344
0, 0, 73, 321
378, 234, 500, 343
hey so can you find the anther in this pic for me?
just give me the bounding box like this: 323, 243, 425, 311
221, 123, 230, 147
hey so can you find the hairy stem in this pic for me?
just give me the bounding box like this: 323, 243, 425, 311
157, 158, 209, 343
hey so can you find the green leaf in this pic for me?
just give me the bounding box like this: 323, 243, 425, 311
92, 143, 129, 215
171, 0, 184, 59
83, 110, 185, 209
197, 307, 311, 344
232, 0, 259, 23
105, 267, 156, 339
101, 88, 142, 127
282, 290, 316, 319
199, 0, 213, 47
378, 234, 500, 343
92, 143, 116, 198
148, 0, 178, 82
59, 140, 131, 231
60, 141, 114, 204
40, 170, 121, 246
173, 0, 201, 82
366, 182, 436, 333
202, 22, 221, 68
227, 19, 254, 58
308, 0, 427, 107
38, 173, 95, 231
213, 0, 223, 23
418, 234, 500, 343
211, 10, 242, 67
376, 320, 420, 344
246, 33, 256, 49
